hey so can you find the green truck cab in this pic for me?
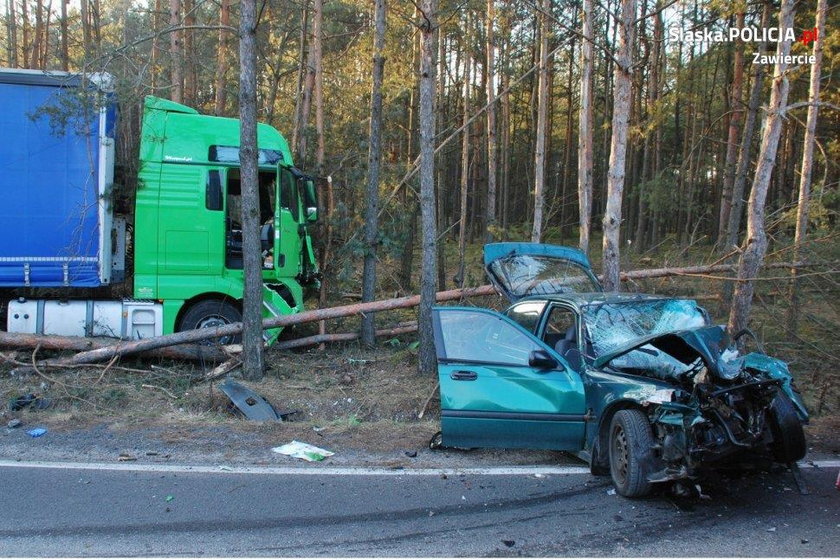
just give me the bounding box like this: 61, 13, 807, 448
134, 96, 319, 341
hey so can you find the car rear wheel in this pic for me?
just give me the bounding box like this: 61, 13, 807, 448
178, 299, 242, 345
609, 409, 654, 498
768, 394, 806, 463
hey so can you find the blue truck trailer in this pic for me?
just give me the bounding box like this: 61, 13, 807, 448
0, 69, 121, 289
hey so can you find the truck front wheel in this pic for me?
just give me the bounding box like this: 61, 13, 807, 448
178, 300, 242, 345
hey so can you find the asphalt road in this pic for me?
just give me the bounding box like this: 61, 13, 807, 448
0, 462, 837, 557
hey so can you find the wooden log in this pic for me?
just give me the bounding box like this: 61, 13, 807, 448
0, 331, 229, 362
274, 322, 418, 350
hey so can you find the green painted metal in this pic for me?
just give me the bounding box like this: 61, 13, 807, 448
133, 96, 317, 335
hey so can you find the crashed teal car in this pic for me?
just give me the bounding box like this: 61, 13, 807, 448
432, 243, 808, 498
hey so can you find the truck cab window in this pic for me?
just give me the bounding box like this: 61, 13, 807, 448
279, 168, 299, 221
224, 168, 277, 270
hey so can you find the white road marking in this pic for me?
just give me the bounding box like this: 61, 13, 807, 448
0, 459, 836, 476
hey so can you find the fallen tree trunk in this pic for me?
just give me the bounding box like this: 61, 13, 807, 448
617, 261, 805, 281
25, 262, 818, 367
47, 285, 497, 367
274, 322, 418, 350
0, 331, 230, 362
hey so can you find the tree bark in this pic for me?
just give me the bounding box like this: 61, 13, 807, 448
456, 21, 471, 287
313, 0, 325, 174
601, 0, 635, 291
59, 0, 67, 69
213, 0, 231, 115
417, 0, 438, 375
238, 0, 264, 380
484, 0, 497, 242
716, 10, 745, 247
0, 332, 230, 362
530, 0, 550, 243
577, 0, 593, 254
169, 0, 183, 103
725, 1, 771, 249
727, 0, 795, 337
361, 0, 387, 346
787, 0, 825, 332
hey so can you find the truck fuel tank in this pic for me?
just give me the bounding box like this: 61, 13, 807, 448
7, 299, 163, 340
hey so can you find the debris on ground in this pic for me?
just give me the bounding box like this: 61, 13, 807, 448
9, 393, 51, 411
118, 453, 137, 462
607, 488, 616, 496
272, 440, 334, 462
502, 540, 515, 548
165, 495, 174, 502
26, 427, 47, 437
405, 450, 417, 458
7, 418, 21, 428
218, 378, 297, 421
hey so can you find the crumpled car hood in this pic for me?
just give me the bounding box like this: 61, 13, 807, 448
594, 325, 744, 380
593, 325, 808, 420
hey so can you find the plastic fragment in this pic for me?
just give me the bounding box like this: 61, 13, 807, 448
26, 427, 47, 437
607, 488, 617, 495
272, 441, 334, 462
7, 419, 21, 429
165, 495, 174, 502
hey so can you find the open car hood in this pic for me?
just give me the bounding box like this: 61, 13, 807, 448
484, 243, 602, 302
592, 325, 739, 380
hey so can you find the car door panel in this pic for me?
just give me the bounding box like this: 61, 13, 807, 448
434, 307, 586, 451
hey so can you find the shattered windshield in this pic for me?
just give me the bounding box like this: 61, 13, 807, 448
582, 299, 708, 356
488, 255, 600, 299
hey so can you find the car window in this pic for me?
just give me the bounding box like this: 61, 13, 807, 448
505, 301, 546, 333
438, 309, 543, 366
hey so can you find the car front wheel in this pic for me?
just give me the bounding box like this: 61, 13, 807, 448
608, 409, 654, 498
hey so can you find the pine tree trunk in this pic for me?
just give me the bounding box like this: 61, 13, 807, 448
787, 0, 825, 333
716, 11, 745, 247
577, 0, 593, 254
417, 0, 439, 375
484, 0, 497, 242
183, 0, 195, 105
360, 0, 386, 346
313, 0, 324, 174
169, 0, 183, 104
7, 0, 18, 67
727, 0, 795, 337
238, 0, 264, 381
213, 0, 230, 115
59, 0, 67, 69
530, 0, 550, 243
725, 1, 771, 249
290, 6, 308, 154
456, 23, 471, 287
601, 0, 635, 291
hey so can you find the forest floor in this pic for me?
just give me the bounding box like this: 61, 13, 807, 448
0, 235, 838, 466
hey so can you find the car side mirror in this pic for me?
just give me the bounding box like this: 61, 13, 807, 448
529, 349, 562, 371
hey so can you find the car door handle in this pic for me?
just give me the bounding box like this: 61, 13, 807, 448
450, 370, 478, 381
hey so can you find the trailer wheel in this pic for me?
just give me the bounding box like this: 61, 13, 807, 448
609, 409, 655, 498
178, 300, 242, 345
768, 394, 806, 463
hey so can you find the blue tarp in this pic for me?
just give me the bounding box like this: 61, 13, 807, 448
0, 71, 115, 287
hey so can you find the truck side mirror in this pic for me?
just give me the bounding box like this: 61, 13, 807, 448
302, 179, 318, 223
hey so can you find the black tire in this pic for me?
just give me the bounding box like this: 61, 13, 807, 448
608, 409, 654, 498
178, 299, 242, 345
429, 431, 443, 450
768, 394, 806, 463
